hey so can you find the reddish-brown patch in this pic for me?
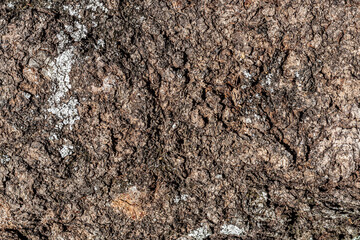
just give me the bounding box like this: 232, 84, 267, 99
111, 187, 147, 220
20, 67, 41, 95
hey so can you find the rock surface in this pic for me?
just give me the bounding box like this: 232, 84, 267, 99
1, 0, 360, 239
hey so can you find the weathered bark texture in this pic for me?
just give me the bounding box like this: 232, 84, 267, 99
1, 0, 360, 239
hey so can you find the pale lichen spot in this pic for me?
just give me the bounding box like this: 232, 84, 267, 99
23, 92, 31, 99
243, 70, 252, 79
102, 76, 115, 92
45, 48, 74, 102
96, 39, 105, 48
0, 155, 11, 165
59, 144, 73, 158
220, 224, 245, 236
56, 31, 68, 51
350, 104, 360, 119
49, 133, 58, 141
265, 73, 273, 85
174, 194, 189, 203
45, 47, 80, 130
215, 174, 223, 179
48, 98, 80, 129
63, 5, 81, 18
186, 223, 212, 240
7, 2, 14, 9
86, 0, 109, 13
65, 22, 88, 42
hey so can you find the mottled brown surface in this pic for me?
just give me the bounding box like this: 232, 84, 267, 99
1, 0, 360, 239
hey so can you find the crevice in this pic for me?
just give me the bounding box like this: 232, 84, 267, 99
4, 229, 29, 240
110, 128, 118, 153
305, 144, 310, 162
275, 134, 298, 164
262, 107, 298, 164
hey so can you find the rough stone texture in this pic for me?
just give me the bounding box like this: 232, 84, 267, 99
1, 0, 360, 239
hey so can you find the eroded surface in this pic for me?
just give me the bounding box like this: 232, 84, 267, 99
1, 0, 360, 239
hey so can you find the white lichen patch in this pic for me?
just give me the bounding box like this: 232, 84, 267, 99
45, 47, 80, 130
262, 73, 274, 92
49, 133, 58, 141
265, 73, 272, 85
46, 48, 74, 101
102, 76, 114, 91
243, 70, 252, 79
174, 194, 189, 203
48, 98, 80, 129
220, 224, 245, 236
63, 5, 81, 18
92, 21, 98, 27
7, 2, 14, 8
86, 0, 109, 13
139, 16, 146, 22
261, 191, 268, 202
0, 155, 11, 164
65, 22, 88, 42
59, 144, 74, 158
96, 39, 105, 49
187, 224, 212, 240
23, 92, 31, 99
44, 0, 54, 9
56, 31, 69, 51
350, 104, 360, 119
245, 118, 252, 124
